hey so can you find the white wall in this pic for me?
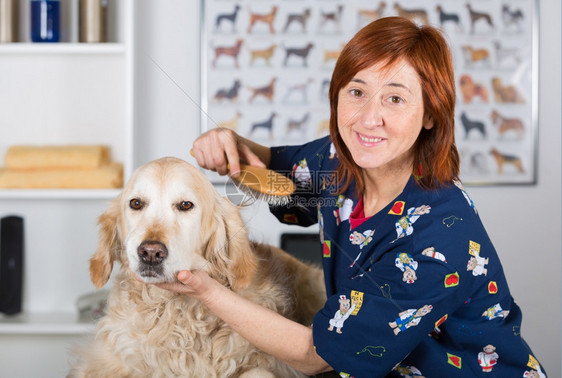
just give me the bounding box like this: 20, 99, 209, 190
135, 1, 561, 376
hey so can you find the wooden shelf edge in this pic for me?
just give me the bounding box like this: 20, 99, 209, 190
0, 312, 96, 336
0, 189, 121, 200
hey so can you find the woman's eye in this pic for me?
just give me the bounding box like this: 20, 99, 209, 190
177, 201, 194, 211
390, 96, 402, 104
350, 89, 363, 97
129, 198, 144, 210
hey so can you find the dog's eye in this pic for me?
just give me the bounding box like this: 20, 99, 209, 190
177, 201, 194, 211
130, 198, 145, 210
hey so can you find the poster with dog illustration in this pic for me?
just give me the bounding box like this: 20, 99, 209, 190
201, 0, 537, 185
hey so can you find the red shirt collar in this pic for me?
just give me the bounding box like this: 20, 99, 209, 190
349, 197, 369, 229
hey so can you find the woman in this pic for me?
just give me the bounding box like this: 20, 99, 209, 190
163, 17, 545, 377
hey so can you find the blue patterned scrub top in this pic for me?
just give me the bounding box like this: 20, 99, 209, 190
268, 136, 545, 378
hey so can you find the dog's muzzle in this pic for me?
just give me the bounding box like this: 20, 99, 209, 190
137, 240, 168, 277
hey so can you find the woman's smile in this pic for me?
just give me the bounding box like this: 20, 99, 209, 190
356, 130, 385, 145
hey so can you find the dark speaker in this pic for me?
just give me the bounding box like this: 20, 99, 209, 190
0, 215, 24, 315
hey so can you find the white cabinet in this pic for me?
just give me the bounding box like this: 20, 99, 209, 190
0, 0, 134, 364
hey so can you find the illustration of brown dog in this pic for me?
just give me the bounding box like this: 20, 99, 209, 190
318, 5, 344, 33
459, 74, 489, 103
357, 2, 386, 28
248, 77, 277, 103
466, 4, 494, 34
247, 6, 278, 34
491, 77, 525, 103
248, 44, 276, 66
394, 4, 429, 25
489, 148, 524, 174
216, 111, 242, 131
323, 44, 343, 65
490, 110, 524, 138
212, 39, 243, 68
283, 8, 311, 33
461, 45, 490, 67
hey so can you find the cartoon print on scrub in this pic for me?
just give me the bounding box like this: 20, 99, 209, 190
349, 229, 374, 249
329, 142, 337, 159
357, 345, 386, 358
379, 283, 392, 299
334, 195, 354, 225
388, 304, 433, 335
328, 295, 358, 334
421, 246, 447, 262
292, 158, 311, 189
348, 229, 375, 268
394, 252, 418, 284
454, 179, 477, 213
524, 369, 546, 378
394, 205, 431, 240
442, 215, 463, 228
393, 364, 425, 377
430, 313, 448, 339
524, 355, 547, 378
467, 240, 489, 276
317, 205, 325, 244
478, 344, 498, 373
482, 303, 510, 320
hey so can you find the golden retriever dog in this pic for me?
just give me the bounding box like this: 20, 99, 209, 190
69, 157, 326, 377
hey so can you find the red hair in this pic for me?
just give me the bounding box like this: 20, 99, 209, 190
329, 17, 459, 193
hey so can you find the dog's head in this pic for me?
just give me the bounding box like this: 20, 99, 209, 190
90, 157, 257, 290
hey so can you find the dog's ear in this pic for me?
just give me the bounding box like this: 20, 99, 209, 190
204, 194, 257, 290
90, 197, 122, 289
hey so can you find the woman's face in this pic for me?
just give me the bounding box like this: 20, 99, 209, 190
337, 59, 433, 176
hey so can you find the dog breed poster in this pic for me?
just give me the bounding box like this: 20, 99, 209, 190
201, 0, 537, 185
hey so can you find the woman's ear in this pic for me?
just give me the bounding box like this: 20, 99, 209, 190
423, 113, 435, 130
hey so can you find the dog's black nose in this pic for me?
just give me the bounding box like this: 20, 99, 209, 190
137, 241, 168, 265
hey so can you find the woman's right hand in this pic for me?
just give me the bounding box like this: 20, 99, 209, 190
191, 128, 266, 178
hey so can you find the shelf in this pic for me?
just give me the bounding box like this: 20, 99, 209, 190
0, 312, 96, 335
0, 188, 121, 200
0, 1, 133, 375
0, 43, 126, 55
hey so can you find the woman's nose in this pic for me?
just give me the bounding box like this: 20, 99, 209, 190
358, 99, 383, 128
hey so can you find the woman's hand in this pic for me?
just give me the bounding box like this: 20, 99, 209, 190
156, 270, 217, 305
191, 128, 267, 178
